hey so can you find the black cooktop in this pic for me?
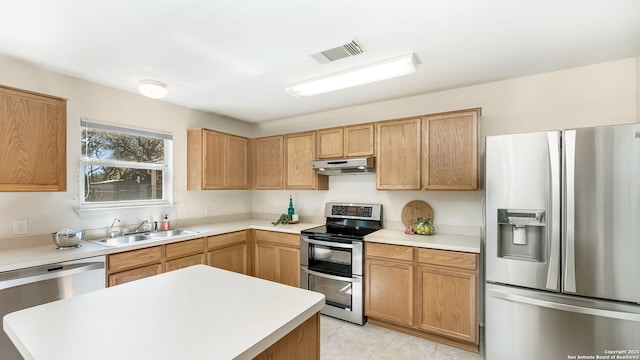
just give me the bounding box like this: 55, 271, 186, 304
302, 218, 381, 240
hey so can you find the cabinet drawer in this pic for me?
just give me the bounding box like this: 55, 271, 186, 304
108, 263, 163, 287
255, 230, 299, 248
108, 246, 163, 273
208, 231, 246, 250
366, 243, 414, 262
417, 248, 477, 271
165, 238, 206, 260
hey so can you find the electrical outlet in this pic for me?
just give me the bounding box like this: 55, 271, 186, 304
12, 219, 28, 235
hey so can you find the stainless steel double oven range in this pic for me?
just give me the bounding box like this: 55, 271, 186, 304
300, 202, 382, 325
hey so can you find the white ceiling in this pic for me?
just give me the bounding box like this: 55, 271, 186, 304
1, 0, 639, 123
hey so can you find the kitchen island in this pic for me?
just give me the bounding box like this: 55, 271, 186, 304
3, 265, 325, 360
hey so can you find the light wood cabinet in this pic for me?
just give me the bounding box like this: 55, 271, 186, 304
208, 231, 248, 275
285, 132, 328, 190
317, 127, 344, 159
316, 124, 375, 159
365, 243, 479, 352
108, 263, 163, 287
252, 135, 284, 189
376, 118, 422, 190
187, 128, 250, 190
254, 230, 300, 287
0, 85, 67, 192
344, 123, 375, 157
422, 109, 479, 190
254, 312, 320, 360
366, 257, 414, 326
165, 238, 206, 272
107, 238, 208, 286
107, 246, 163, 286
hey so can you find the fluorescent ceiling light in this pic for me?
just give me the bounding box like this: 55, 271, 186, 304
286, 53, 417, 97
138, 79, 168, 99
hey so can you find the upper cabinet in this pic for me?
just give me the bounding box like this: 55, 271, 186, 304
0, 85, 67, 192
376, 118, 422, 190
187, 128, 250, 190
316, 123, 375, 159
344, 123, 375, 157
317, 127, 344, 159
422, 109, 479, 190
252, 135, 284, 190
285, 131, 328, 190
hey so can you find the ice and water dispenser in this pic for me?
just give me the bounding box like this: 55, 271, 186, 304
497, 209, 546, 262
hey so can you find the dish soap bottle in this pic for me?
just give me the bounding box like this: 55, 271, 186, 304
287, 195, 295, 220
161, 214, 170, 231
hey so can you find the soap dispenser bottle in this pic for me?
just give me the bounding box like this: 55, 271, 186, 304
161, 214, 170, 231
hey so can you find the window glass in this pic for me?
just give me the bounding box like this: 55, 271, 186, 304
80, 119, 171, 204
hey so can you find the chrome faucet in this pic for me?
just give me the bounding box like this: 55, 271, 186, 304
133, 219, 148, 233
109, 217, 120, 238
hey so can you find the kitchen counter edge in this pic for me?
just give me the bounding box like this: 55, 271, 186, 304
365, 229, 480, 253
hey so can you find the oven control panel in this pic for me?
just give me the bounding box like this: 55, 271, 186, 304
325, 203, 382, 221
331, 205, 372, 217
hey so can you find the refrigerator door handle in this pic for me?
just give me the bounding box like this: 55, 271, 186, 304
487, 288, 640, 322
563, 130, 577, 293
546, 131, 561, 290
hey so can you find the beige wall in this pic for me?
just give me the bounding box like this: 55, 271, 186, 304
253, 58, 637, 230
0, 55, 253, 240
0, 55, 637, 241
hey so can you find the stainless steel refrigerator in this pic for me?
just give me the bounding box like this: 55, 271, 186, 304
485, 124, 640, 359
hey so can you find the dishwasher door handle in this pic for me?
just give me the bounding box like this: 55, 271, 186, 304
0, 262, 104, 291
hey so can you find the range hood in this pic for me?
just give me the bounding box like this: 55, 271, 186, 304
311, 157, 375, 175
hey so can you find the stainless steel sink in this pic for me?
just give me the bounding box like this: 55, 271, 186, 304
89, 229, 199, 247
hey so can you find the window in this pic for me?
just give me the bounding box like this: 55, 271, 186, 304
80, 118, 172, 207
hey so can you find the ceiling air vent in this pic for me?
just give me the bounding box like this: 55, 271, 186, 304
311, 38, 365, 64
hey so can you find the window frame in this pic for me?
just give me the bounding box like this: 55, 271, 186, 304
79, 118, 173, 210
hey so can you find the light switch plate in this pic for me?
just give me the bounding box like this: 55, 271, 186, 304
12, 219, 28, 235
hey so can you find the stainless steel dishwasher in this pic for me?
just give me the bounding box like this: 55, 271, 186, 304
0, 255, 105, 360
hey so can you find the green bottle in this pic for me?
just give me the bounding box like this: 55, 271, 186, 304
288, 195, 295, 219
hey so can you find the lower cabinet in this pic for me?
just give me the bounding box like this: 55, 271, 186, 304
253, 230, 300, 287
365, 242, 479, 352
107, 246, 163, 287
106, 238, 207, 287
208, 230, 249, 275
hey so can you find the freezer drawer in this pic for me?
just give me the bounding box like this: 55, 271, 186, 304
486, 283, 640, 360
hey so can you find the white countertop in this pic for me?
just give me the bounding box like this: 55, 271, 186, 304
0, 220, 320, 273
0, 219, 480, 273
366, 229, 480, 253
3, 265, 325, 360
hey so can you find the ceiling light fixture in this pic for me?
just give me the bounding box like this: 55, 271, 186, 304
286, 53, 418, 97
138, 79, 168, 99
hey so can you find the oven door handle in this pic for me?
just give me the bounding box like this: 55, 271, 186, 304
301, 236, 355, 249
301, 267, 360, 283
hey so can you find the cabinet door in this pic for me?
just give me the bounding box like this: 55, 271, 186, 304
277, 246, 300, 287
253, 136, 284, 189
165, 254, 206, 272
285, 132, 328, 190
209, 243, 248, 275
418, 265, 477, 343
317, 127, 343, 159
202, 130, 227, 189
108, 263, 163, 287
422, 109, 479, 190
227, 135, 249, 189
0, 86, 66, 192
107, 246, 163, 273
344, 123, 375, 157
165, 238, 206, 260
255, 242, 278, 282
365, 258, 414, 326
376, 118, 421, 190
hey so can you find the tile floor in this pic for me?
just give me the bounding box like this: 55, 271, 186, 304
320, 315, 485, 360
